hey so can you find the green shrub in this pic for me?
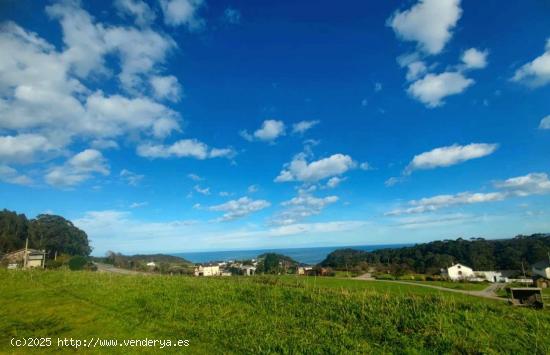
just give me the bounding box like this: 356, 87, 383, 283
45, 259, 63, 269
68, 256, 88, 270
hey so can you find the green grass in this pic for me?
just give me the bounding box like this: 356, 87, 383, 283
1, 270, 549, 354
408, 280, 489, 291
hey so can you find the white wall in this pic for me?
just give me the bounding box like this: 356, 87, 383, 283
446, 264, 475, 280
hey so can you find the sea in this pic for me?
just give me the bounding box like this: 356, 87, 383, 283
172, 243, 411, 265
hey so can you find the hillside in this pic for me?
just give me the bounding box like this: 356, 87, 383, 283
1, 270, 549, 354
320, 233, 550, 274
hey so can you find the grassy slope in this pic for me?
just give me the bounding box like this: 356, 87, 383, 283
1, 270, 549, 354
408, 280, 489, 291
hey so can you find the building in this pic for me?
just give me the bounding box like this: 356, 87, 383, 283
2, 248, 46, 269
532, 260, 550, 279
442, 263, 475, 281
194, 264, 221, 276
239, 265, 256, 276
146, 261, 157, 268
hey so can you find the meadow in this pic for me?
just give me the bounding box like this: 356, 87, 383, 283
1, 270, 549, 354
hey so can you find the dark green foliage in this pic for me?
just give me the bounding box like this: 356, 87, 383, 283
94, 251, 192, 272
68, 256, 87, 270
321, 234, 550, 273
0, 209, 91, 256
257, 253, 298, 274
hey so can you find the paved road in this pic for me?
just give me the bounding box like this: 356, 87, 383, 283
94, 262, 151, 275
355, 275, 506, 301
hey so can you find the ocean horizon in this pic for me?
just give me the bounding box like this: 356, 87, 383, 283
172, 243, 412, 265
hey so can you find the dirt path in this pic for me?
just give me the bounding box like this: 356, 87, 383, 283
355, 274, 506, 301
94, 262, 151, 275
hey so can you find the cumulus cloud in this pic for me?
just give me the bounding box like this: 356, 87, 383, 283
292, 120, 319, 134
187, 173, 203, 181
247, 184, 259, 193
495, 173, 550, 196
114, 0, 156, 27
241, 120, 286, 142
387, 172, 550, 216
405, 143, 498, 174
273, 192, 339, 225
120, 169, 144, 186
0, 165, 33, 185
45, 149, 110, 187
130, 201, 148, 208
149, 75, 182, 102
407, 72, 474, 107
275, 153, 356, 183
512, 38, 550, 87
0, 134, 62, 164
388, 0, 462, 55
194, 185, 211, 195
209, 197, 270, 222
136, 139, 235, 159
326, 176, 344, 189
539, 115, 550, 130
223, 8, 241, 24
461, 48, 488, 69
159, 0, 204, 29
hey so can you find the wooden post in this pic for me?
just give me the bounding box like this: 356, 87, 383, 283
24, 238, 28, 268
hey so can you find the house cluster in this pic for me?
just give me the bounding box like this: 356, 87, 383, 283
442, 259, 550, 286
1, 248, 46, 269
193, 260, 257, 277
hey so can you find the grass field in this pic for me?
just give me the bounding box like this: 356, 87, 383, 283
1, 270, 549, 354
408, 280, 489, 291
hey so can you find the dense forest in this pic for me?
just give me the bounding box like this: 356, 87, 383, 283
0, 209, 91, 257
320, 234, 550, 275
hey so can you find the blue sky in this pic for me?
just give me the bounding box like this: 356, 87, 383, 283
1, 0, 549, 255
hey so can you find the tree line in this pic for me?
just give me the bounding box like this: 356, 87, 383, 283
320, 234, 550, 275
0, 209, 91, 257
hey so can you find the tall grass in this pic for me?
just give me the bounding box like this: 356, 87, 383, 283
1, 270, 548, 354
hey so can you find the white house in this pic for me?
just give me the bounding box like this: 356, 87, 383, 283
194, 264, 221, 277
146, 261, 156, 268
442, 263, 475, 281
239, 265, 256, 276
532, 260, 550, 279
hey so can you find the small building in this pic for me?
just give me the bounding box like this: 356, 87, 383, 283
532, 260, 550, 279
194, 264, 221, 276
442, 263, 475, 281
2, 248, 46, 269
146, 261, 157, 268
297, 266, 313, 276
239, 265, 256, 276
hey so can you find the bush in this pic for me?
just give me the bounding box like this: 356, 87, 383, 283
45, 259, 63, 269
68, 256, 88, 271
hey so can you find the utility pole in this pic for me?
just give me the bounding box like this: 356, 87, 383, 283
24, 237, 28, 268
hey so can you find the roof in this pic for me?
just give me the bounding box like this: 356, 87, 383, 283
532, 260, 550, 269
4, 248, 45, 256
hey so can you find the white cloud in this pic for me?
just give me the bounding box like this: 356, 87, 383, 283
114, 0, 156, 27
209, 197, 270, 222
273, 192, 339, 225
223, 8, 241, 24
0, 134, 62, 164
130, 201, 148, 208
267, 221, 366, 237
150, 75, 182, 102
388, 0, 462, 55
0, 165, 33, 185
326, 176, 344, 189
387, 172, 550, 216
512, 38, 550, 87
241, 120, 286, 142
386, 191, 505, 216
187, 173, 203, 181
159, 0, 204, 29
45, 149, 110, 187
461, 48, 488, 69
495, 173, 550, 196
407, 72, 474, 107
359, 162, 371, 171
194, 185, 211, 195
91, 139, 119, 150
120, 169, 144, 186
539, 115, 550, 130
405, 143, 498, 174
292, 120, 319, 134
136, 139, 235, 159
247, 184, 259, 193
406, 61, 427, 81
275, 153, 356, 183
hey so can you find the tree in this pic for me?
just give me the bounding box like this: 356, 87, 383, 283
29, 214, 91, 256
